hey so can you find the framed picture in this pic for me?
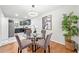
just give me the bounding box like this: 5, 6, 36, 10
20, 19, 31, 25
42, 15, 52, 30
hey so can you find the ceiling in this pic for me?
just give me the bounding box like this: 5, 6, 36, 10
0, 5, 77, 19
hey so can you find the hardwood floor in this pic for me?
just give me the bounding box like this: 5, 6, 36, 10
0, 41, 74, 53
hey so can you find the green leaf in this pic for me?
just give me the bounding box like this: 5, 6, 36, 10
62, 12, 79, 37
71, 26, 78, 36
71, 15, 79, 20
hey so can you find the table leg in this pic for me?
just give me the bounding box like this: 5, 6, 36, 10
32, 44, 34, 52
35, 45, 36, 52
32, 40, 36, 52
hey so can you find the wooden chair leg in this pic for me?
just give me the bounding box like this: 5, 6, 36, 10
35, 45, 36, 52
32, 45, 34, 52
18, 47, 19, 53
44, 49, 46, 53
48, 45, 50, 53
74, 49, 78, 53
20, 50, 22, 53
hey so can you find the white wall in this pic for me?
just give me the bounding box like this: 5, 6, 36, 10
0, 8, 2, 40
71, 7, 79, 45
31, 6, 78, 45
0, 6, 79, 46
0, 8, 8, 44
1, 17, 8, 41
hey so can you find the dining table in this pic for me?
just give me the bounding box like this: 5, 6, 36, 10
26, 32, 43, 52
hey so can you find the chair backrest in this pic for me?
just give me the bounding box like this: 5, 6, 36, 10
26, 29, 32, 37
41, 29, 46, 39
44, 33, 52, 48
15, 35, 22, 48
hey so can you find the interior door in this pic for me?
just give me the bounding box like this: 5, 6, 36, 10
8, 20, 14, 37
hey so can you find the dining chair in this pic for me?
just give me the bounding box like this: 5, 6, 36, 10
41, 29, 46, 40
34, 29, 46, 49
30, 29, 46, 41
35, 33, 52, 53
25, 28, 32, 36
15, 35, 32, 53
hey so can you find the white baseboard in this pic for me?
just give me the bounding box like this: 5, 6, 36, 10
50, 39, 65, 45
0, 36, 26, 47
0, 37, 16, 47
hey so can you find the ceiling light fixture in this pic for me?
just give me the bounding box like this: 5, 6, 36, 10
32, 5, 35, 8
28, 11, 38, 17
28, 5, 38, 17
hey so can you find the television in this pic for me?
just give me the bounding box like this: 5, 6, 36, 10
20, 19, 31, 25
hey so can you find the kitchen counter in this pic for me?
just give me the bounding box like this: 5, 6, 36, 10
15, 28, 25, 33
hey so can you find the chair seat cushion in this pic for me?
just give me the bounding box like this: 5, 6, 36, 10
21, 39, 32, 49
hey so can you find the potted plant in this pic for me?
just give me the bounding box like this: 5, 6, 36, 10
62, 12, 79, 50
